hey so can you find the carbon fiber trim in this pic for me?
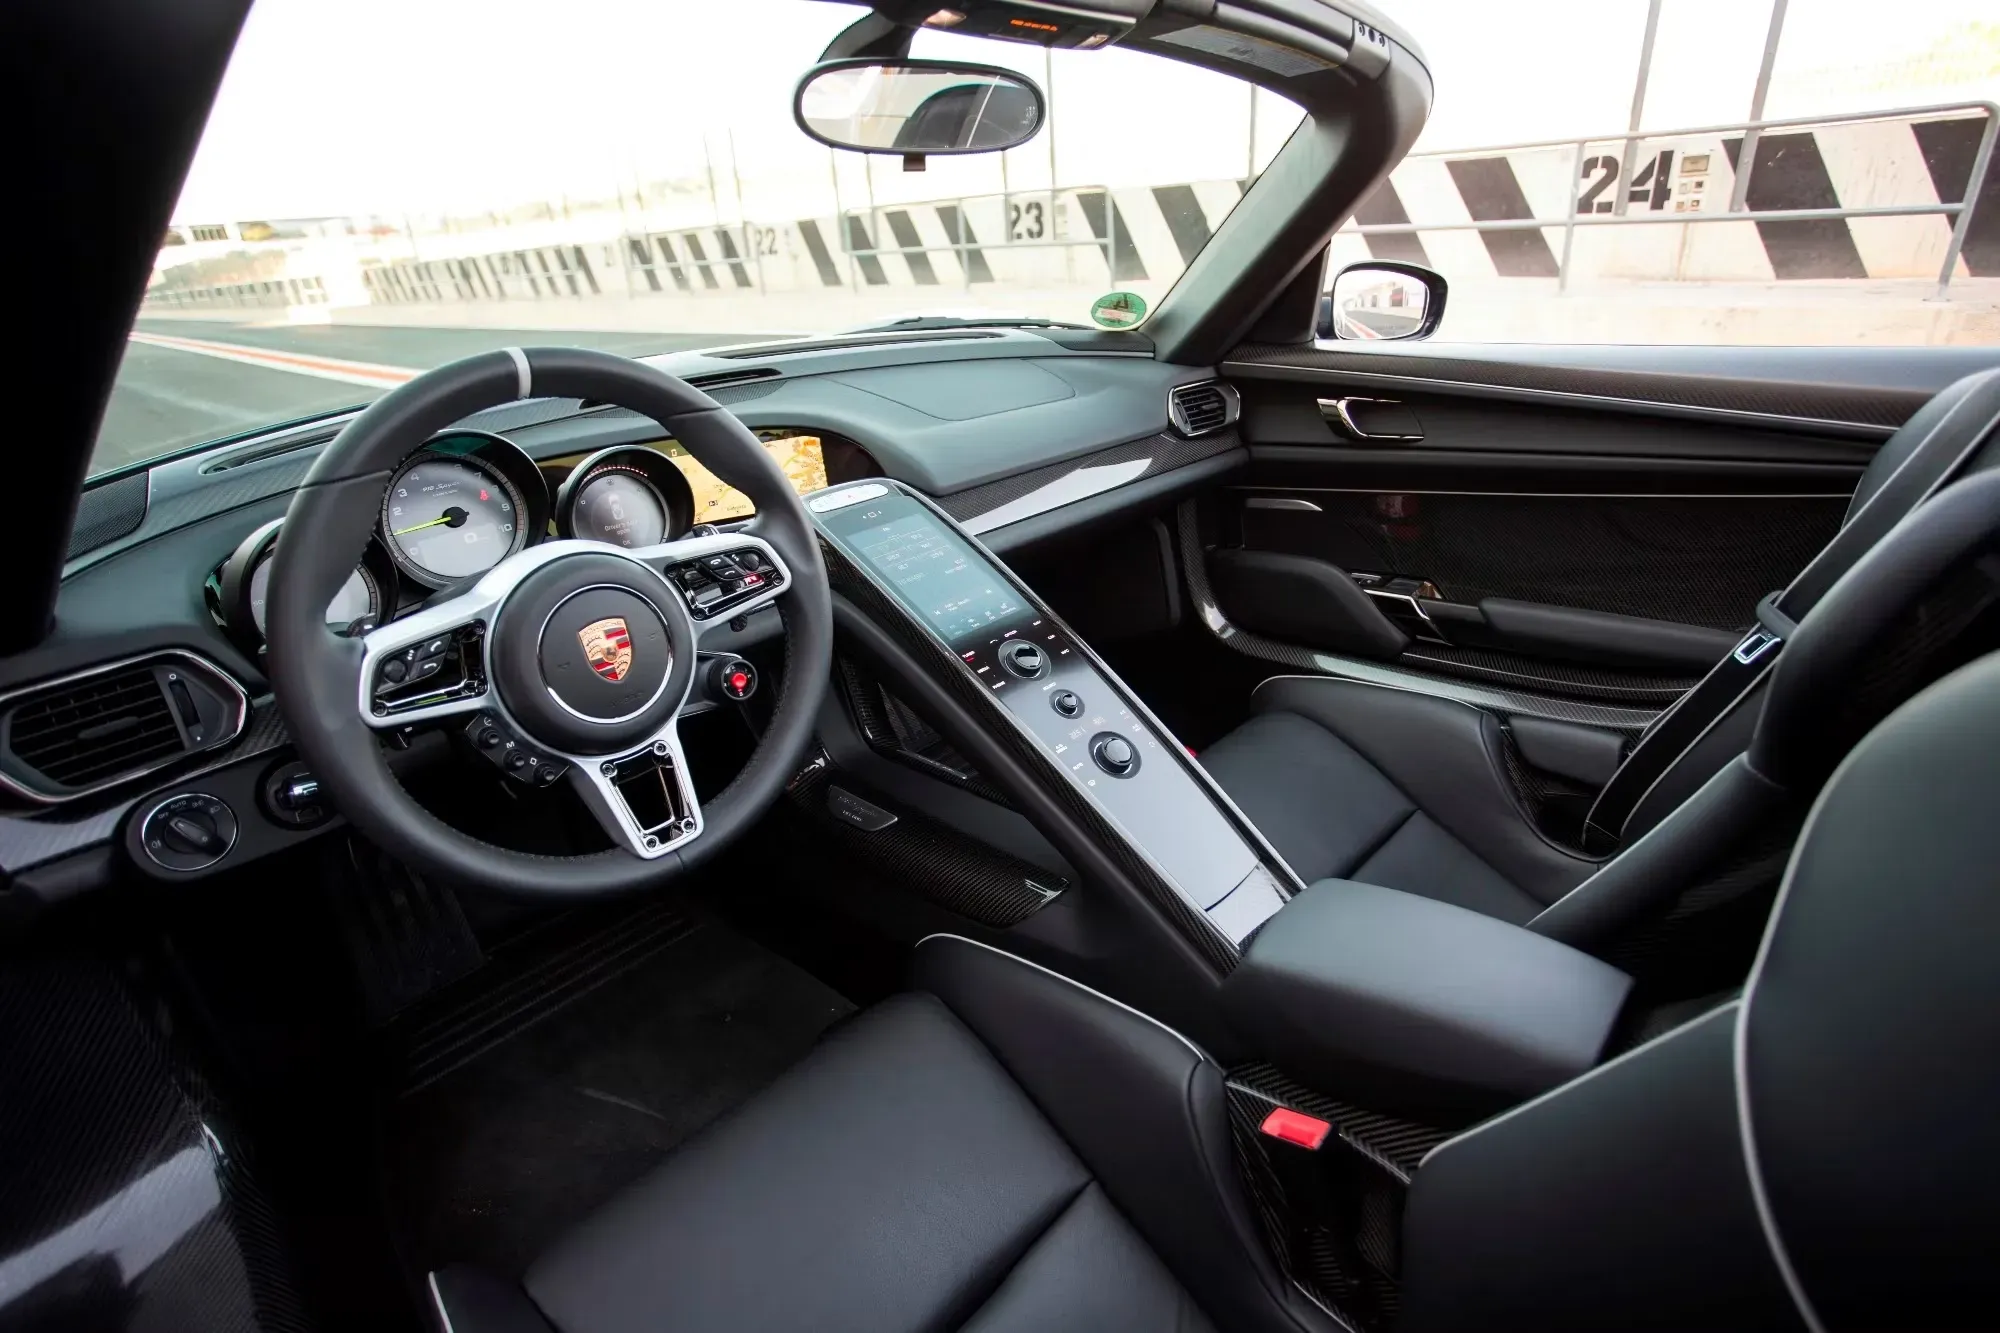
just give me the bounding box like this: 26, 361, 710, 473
835, 658, 1013, 806
0, 959, 310, 1331
1226, 343, 1926, 433
1223, 1063, 1457, 1333
66, 472, 149, 557
823, 537, 1244, 973
935, 428, 1243, 523
1, 698, 290, 875
1228, 1062, 1457, 1181
785, 755, 1063, 928
1239, 490, 1841, 632
1178, 503, 1662, 732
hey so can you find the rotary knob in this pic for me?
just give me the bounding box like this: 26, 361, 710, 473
1090, 733, 1140, 778
998, 640, 1047, 679
140, 793, 238, 872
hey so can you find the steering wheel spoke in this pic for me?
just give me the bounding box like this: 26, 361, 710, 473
626, 531, 793, 642
356, 586, 500, 729
563, 720, 703, 860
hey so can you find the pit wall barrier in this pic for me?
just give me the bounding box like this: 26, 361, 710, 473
142, 105, 1996, 317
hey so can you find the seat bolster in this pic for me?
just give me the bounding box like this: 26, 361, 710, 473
913, 935, 1340, 1333
1253, 676, 1595, 902
429, 1264, 558, 1333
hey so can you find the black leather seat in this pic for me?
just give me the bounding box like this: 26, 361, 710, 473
430, 935, 1338, 1333
430, 653, 2000, 1333
1201, 366, 2000, 929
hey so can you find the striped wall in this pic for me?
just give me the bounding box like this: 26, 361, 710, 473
1330, 112, 2000, 283
152, 110, 1996, 315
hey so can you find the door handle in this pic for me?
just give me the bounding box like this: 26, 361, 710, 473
1319, 396, 1423, 443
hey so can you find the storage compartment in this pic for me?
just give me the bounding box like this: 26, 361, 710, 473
1220, 880, 1633, 1118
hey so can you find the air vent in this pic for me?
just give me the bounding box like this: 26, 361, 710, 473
1168, 381, 1240, 437
686, 367, 782, 391
0, 654, 247, 802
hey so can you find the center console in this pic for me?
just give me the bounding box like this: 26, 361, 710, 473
810, 479, 1293, 950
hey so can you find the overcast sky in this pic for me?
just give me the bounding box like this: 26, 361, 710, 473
174, 0, 2000, 224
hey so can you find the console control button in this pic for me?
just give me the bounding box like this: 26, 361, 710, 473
1050, 689, 1082, 718
1090, 733, 1140, 778
999, 640, 1047, 679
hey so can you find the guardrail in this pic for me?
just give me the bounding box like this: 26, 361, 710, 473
145, 275, 329, 310
1340, 101, 1998, 297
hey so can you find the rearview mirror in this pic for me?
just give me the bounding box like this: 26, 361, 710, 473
1321, 261, 1449, 341
794, 59, 1046, 157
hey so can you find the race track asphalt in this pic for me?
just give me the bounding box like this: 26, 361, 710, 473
95, 320, 763, 476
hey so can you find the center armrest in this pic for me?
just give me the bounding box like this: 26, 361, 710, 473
1221, 880, 1633, 1118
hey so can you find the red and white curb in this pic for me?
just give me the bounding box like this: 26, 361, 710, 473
128, 330, 417, 388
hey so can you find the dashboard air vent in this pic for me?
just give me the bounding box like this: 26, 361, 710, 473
7, 668, 182, 789
1168, 381, 1240, 437
0, 654, 247, 802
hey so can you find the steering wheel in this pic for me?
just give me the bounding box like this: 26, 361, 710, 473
264, 347, 832, 897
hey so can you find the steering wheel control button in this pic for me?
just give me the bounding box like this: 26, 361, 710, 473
666, 547, 786, 621
827, 785, 898, 833
1091, 733, 1141, 778
381, 658, 409, 684
140, 793, 239, 872
999, 640, 1048, 679
462, 714, 567, 786
1050, 689, 1083, 718
708, 658, 759, 702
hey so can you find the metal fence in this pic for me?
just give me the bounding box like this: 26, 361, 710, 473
1339, 101, 1998, 298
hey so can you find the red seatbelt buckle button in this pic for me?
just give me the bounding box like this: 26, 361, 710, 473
1259, 1107, 1332, 1150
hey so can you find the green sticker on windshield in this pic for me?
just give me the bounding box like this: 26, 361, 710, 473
1089, 291, 1148, 329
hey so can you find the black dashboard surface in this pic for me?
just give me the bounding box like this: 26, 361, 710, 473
16, 329, 1230, 698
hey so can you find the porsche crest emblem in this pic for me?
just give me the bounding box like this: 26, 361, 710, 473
578, 617, 634, 683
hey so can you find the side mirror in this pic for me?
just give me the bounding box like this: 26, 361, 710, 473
1319, 261, 1448, 341
794, 59, 1046, 158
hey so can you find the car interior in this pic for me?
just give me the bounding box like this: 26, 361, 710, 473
7, 0, 2000, 1330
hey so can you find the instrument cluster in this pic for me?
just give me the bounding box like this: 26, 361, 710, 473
208, 429, 839, 653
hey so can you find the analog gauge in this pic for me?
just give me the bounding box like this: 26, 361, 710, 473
572, 468, 668, 548
249, 558, 379, 636
383, 455, 526, 585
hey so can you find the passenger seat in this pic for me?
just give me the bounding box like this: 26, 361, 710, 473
1201, 366, 2000, 939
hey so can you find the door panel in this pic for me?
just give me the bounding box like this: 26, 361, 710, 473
1196, 342, 2000, 707
1235, 490, 1843, 631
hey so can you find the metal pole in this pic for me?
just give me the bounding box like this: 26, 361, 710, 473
1934, 108, 1999, 300
1614, 0, 1663, 218
702, 139, 724, 229
1730, 0, 1791, 213
1559, 139, 1586, 292
1044, 46, 1057, 191
830, 149, 855, 292
728, 129, 763, 295
1247, 85, 1258, 180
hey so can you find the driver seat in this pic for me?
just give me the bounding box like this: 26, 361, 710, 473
429, 933, 1332, 1333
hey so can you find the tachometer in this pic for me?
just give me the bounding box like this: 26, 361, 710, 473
573, 468, 669, 547
555, 446, 696, 548
383, 454, 526, 585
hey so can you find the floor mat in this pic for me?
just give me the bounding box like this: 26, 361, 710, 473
386, 902, 855, 1275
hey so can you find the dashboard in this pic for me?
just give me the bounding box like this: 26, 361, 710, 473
1, 327, 1239, 881
206, 429, 841, 655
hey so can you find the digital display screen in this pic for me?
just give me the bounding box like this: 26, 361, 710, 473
667, 433, 827, 522
846, 510, 1024, 642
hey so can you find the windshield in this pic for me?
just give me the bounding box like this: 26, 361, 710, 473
93, 0, 1300, 478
